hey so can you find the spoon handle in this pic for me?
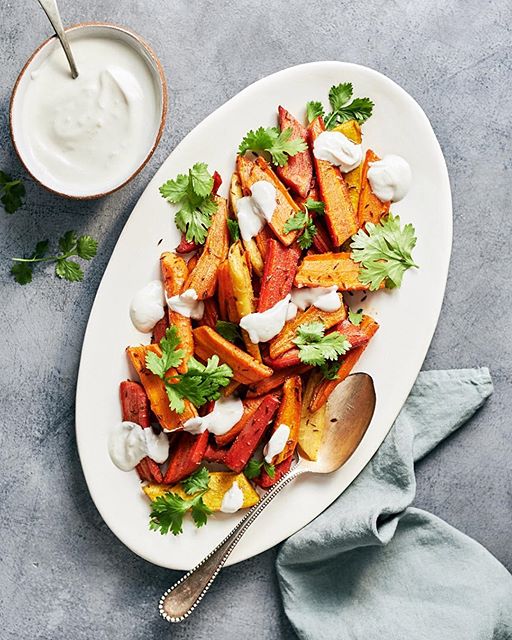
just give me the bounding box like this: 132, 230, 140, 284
159, 467, 305, 622
37, 0, 78, 78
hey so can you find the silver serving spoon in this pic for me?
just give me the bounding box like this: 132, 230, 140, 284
159, 372, 376, 622
37, 0, 78, 78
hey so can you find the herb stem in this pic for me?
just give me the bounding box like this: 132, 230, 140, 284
12, 251, 77, 264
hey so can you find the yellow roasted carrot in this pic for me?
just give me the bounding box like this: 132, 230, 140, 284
294, 252, 381, 290
270, 375, 302, 464
216, 260, 239, 322
229, 172, 264, 276
298, 370, 326, 461
333, 120, 362, 214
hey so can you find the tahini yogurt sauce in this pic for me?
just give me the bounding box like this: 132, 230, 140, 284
20, 32, 160, 195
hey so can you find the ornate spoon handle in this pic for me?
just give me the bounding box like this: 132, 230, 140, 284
159, 467, 305, 622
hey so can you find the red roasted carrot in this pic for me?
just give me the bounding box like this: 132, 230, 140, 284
335, 318, 371, 349
265, 349, 302, 370
245, 364, 310, 397
152, 315, 169, 344
176, 236, 198, 254
275, 106, 313, 198
311, 216, 334, 253
215, 397, 265, 447
203, 441, 228, 463
224, 395, 280, 472
163, 431, 209, 484
212, 170, 222, 195
258, 239, 301, 312
254, 454, 293, 488
200, 298, 219, 329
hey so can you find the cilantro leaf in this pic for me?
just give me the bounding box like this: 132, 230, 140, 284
190, 497, 212, 528
350, 214, 418, 290
227, 218, 240, 242
328, 82, 353, 111
244, 457, 275, 480
283, 198, 324, 249
319, 360, 341, 380
55, 259, 83, 282
33, 240, 50, 259
283, 211, 308, 234
215, 320, 241, 343
59, 230, 77, 253
264, 461, 276, 478
298, 218, 317, 250
348, 308, 363, 325
293, 322, 352, 367
306, 101, 325, 123
146, 326, 186, 378
182, 467, 210, 495
304, 199, 325, 213
10, 262, 33, 285
77, 235, 98, 260
160, 163, 218, 245
164, 383, 186, 415
238, 126, 307, 167
172, 356, 233, 407
0, 171, 25, 214
149, 492, 191, 536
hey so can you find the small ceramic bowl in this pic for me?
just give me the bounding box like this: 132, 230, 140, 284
10, 23, 168, 199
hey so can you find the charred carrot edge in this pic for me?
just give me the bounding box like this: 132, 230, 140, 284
272, 376, 302, 464
311, 216, 334, 253
255, 224, 272, 261
357, 149, 391, 227
183, 196, 229, 299
193, 326, 273, 384
215, 397, 265, 447
254, 454, 293, 488
309, 117, 358, 246
201, 298, 219, 329
145, 458, 163, 483
216, 260, 239, 322
246, 364, 310, 397
126, 345, 197, 431
309, 315, 379, 412
203, 441, 228, 464
275, 105, 313, 199
294, 251, 380, 291
161, 252, 193, 373
258, 239, 301, 312
224, 395, 280, 472
269, 295, 346, 359
176, 236, 197, 254
228, 241, 262, 362
236, 155, 300, 246
212, 170, 222, 194
136, 459, 151, 482
163, 431, 209, 484
187, 253, 199, 273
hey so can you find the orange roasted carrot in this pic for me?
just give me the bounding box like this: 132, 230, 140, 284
358, 149, 391, 227
246, 364, 310, 397
193, 326, 273, 384
183, 196, 229, 298
215, 397, 264, 447
126, 344, 197, 431
308, 117, 358, 246
216, 260, 239, 322
236, 155, 300, 246
270, 376, 302, 464
308, 315, 379, 412
275, 106, 313, 198
160, 252, 193, 373
200, 298, 219, 329
294, 252, 380, 290
152, 314, 169, 344
258, 239, 301, 312
269, 295, 346, 359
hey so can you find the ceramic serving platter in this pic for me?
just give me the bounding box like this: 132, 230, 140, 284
75, 61, 452, 570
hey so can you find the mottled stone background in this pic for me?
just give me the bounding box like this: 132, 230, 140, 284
0, 1, 510, 638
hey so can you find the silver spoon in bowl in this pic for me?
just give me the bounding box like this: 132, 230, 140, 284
37, 0, 78, 78
159, 372, 376, 622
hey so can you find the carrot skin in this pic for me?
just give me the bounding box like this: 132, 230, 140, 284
258, 239, 301, 312
275, 106, 313, 198
163, 431, 209, 484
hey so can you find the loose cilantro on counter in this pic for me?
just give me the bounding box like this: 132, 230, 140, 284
306, 82, 374, 128
0, 171, 25, 214
238, 126, 307, 166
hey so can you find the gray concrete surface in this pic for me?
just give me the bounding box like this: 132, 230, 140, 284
1, 1, 511, 638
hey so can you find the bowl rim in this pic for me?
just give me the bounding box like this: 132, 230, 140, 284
9, 22, 168, 200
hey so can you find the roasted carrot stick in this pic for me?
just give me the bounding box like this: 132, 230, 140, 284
258, 239, 301, 312
254, 455, 293, 488
216, 260, 239, 322
200, 298, 219, 329
215, 397, 264, 447
163, 431, 209, 484
270, 375, 302, 464
229, 171, 264, 277
308, 315, 379, 412
183, 196, 229, 298
308, 117, 358, 246
333, 120, 363, 213
275, 106, 313, 198
245, 364, 310, 397
294, 252, 380, 290
357, 149, 391, 227
224, 394, 280, 472
152, 315, 169, 344
193, 326, 273, 384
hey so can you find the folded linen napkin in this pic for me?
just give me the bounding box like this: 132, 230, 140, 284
277, 368, 512, 640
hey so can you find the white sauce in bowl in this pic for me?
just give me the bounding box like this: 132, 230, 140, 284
16, 29, 161, 196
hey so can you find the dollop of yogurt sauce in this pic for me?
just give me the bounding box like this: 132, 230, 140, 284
264, 424, 290, 463
183, 396, 244, 436
108, 421, 169, 471
129, 280, 165, 332
290, 285, 340, 313
167, 288, 204, 319
367, 155, 412, 202
21, 34, 159, 195
313, 131, 362, 173
220, 480, 244, 514
240, 294, 291, 343
237, 181, 277, 241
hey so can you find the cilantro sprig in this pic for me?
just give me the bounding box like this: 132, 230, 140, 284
215, 320, 242, 343
350, 214, 418, 291
238, 127, 307, 166
145, 327, 233, 413
306, 82, 374, 128
292, 322, 352, 367
348, 308, 363, 326
160, 163, 218, 245
227, 218, 240, 242
244, 457, 276, 480
149, 467, 212, 535
10, 231, 98, 285
0, 171, 25, 214
283, 199, 325, 249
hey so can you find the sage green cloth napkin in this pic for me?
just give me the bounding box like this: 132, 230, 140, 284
277, 368, 512, 640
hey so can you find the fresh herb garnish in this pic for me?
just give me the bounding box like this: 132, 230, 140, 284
215, 320, 242, 343
238, 127, 307, 167
292, 322, 352, 367
348, 308, 363, 326
149, 468, 212, 535
0, 171, 25, 214
145, 328, 233, 413
227, 218, 240, 242
160, 163, 218, 245
244, 457, 276, 480
306, 82, 374, 128
10, 231, 97, 285
319, 360, 341, 380
350, 214, 418, 291
283, 199, 325, 249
